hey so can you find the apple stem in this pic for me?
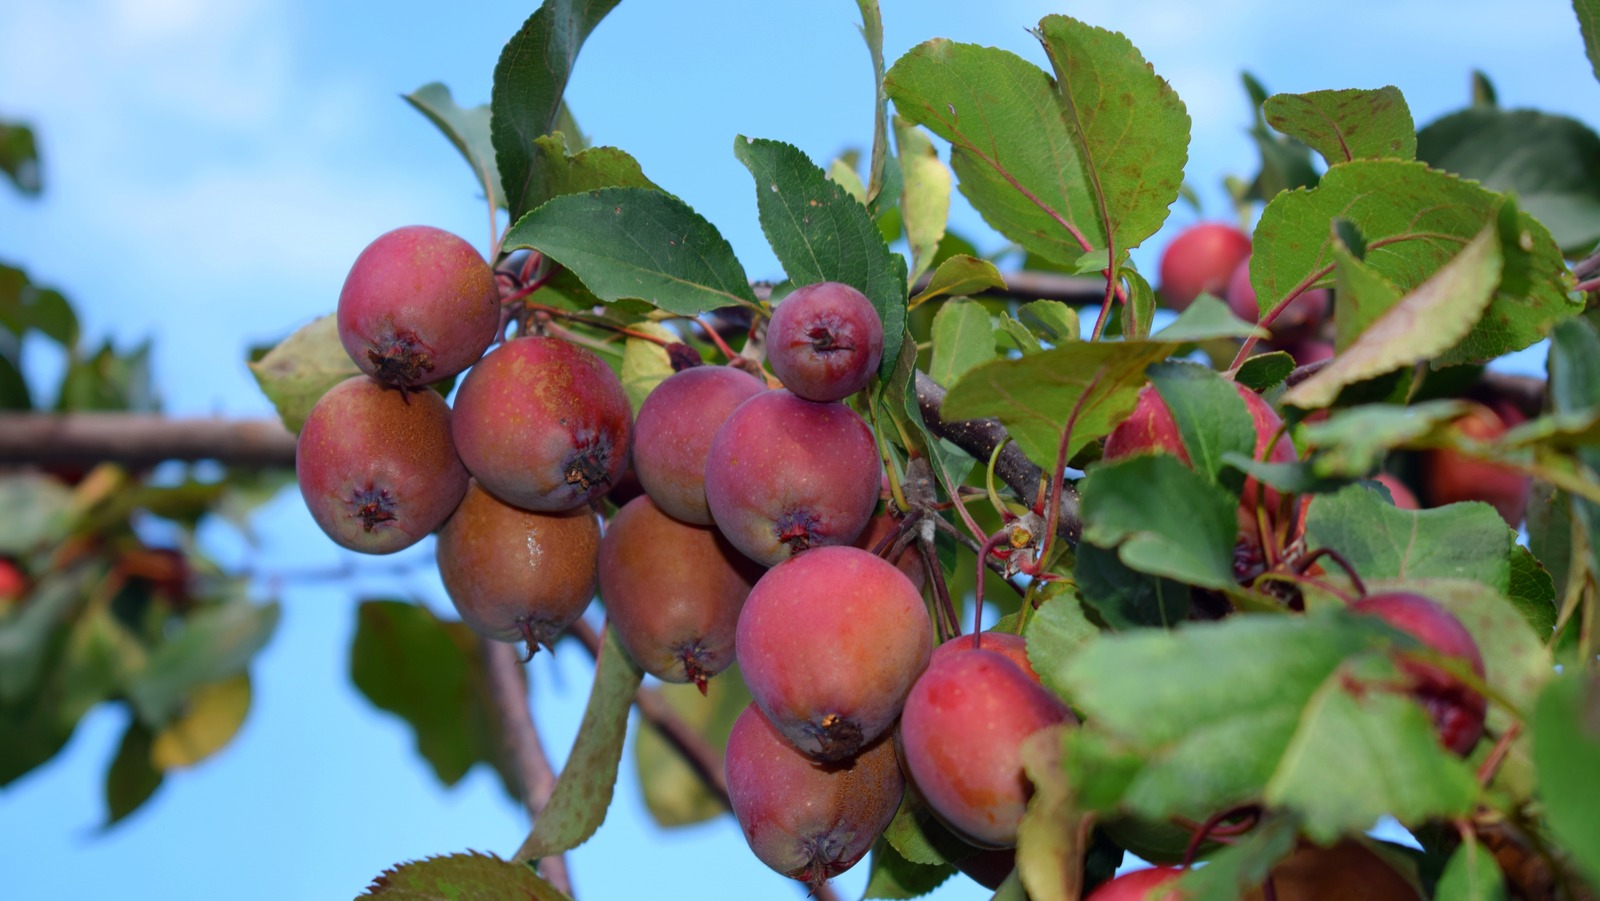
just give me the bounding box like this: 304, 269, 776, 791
1295, 547, 1368, 598
1180, 804, 1262, 868
1476, 722, 1523, 787
971, 529, 1013, 647
693, 316, 741, 363
1262, 875, 1281, 901
918, 536, 962, 643
1036, 364, 1105, 577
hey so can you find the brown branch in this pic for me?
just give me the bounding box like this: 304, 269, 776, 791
0, 414, 295, 467
482, 639, 572, 895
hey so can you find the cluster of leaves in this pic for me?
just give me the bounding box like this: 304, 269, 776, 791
246, 1, 1600, 899
0, 119, 283, 824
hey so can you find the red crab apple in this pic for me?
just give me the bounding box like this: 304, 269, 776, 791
296, 375, 468, 555
1350, 592, 1487, 756
1226, 255, 1330, 344
598, 495, 763, 688
724, 703, 903, 888
451, 336, 633, 512
705, 390, 881, 566
900, 645, 1075, 847
1157, 222, 1251, 311
1374, 472, 1419, 510
436, 480, 600, 653
765, 281, 884, 402
631, 365, 765, 525
736, 545, 931, 761
0, 558, 26, 607
1084, 867, 1183, 901
337, 225, 500, 387
1420, 401, 1530, 527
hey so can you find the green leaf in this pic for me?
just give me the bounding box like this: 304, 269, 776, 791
362, 852, 572, 900
150, 673, 252, 770
1059, 612, 1382, 820
1234, 351, 1295, 392
927, 300, 996, 387
1525, 484, 1574, 604
1435, 835, 1510, 901
1023, 585, 1100, 701
895, 117, 950, 285
514, 625, 644, 860
1239, 73, 1321, 202
57, 339, 156, 413
1531, 671, 1600, 885
1580, 0, 1600, 84
1171, 815, 1300, 901
1113, 268, 1156, 340
104, 721, 162, 828
247, 315, 360, 434
0, 565, 99, 703
125, 599, 279, 726
490, 0, 621, 221
1300, 400, 1470, 477
1151, 294, 1264, 342
732, 137, 908, 376
1505, 544, 1558, 637
524, 133, 658, 215
1017, 301, 1079, 345
1263, 653, 1479, 843
1283, 216, 1503, 409
855, 0, 890, 208
1252, 160, 1575, 366
617, 321, 676, 416
1303, 484, 1512, 592
502, 187, 757, 316
881, 793, 980, 867
404, 83, 501, 209
863, 838, 955, 899
1331, 228, 1406, 353
1147, 361, 1254, 489
350, 600, 514, 792
0, 118, 41, 196
0, 473, 75, 554
1033, 15, 1190, 265
1074, 543, 1191, 630
1420, 107, 1600, 253
1262, 87, 1416, 166
910, 254, 1004, 307
995, 314, 1042, 355
1079, 455, 1238, 590
1016, 725, 1083, 901
634, 668, 749, 828
885, 40, 1097, 268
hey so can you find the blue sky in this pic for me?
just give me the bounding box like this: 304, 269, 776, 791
0, 1, 1594, 899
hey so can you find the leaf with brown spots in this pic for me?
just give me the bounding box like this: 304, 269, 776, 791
1264, 87, 1417, 166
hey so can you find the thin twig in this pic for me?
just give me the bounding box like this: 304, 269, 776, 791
483, 639, 572, 895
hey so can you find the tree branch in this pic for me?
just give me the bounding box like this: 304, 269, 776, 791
482, 639, 572, 895
0, 414, 295, 467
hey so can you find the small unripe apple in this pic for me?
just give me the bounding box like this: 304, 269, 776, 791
1350, 592, 1487, 756
1157, 223, 1251, 311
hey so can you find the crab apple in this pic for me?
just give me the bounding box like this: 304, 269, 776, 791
1157, 222, 1251, 311
1374, 472, 1419, 510
766, 281, 884, 402
452, 336, 632, 512
1420, 402, 1530, 527
1245, 840, 1423, 900
737, 545, 932, 761
705, 390, 881, 566
632, 365, 765, 525
724, 703, 903, 888
900, 646, 1074, 848
1350, 592, 1487, 756
436, 481, 600, 652
0, 558, 26, 607
930, 631, 1041, 684
296, 375, 468, 555
598, 496, 763, 689
337, 225, 500, 387
1103, 381, 1295, 514
852, 510, 926, 592
1084, 866, 1183, 901
1225, 255, 1330, 344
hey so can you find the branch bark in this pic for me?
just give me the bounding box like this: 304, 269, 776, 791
0, 414, 295, 467
482, 639, 572, 895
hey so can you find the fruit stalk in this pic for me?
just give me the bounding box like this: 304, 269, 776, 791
482, 640, 572, 894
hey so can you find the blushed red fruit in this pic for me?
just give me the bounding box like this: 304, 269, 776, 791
0, 558, 27, 607
598, 496, 763, 688
1225, 255, 1330, 344
296, 375, 468, 555
1084, 866, 1182, 901
766, 281, 884, 402
705, 390, 881, 566
1350, 592, 1487, 756
436, 480, 600, 651
737, 545, 932, 761
1374, 472, 1419, 510
337, 225, 500, 387
1103, 382, 1295, 514
1282, 339, 1335, 367
632, 365, 765, 525
452, 336, 632, 512
725, 703, 903, 888
852, 510, 926, 592
1421, 402, 1530, 527
930, 632, 1041, 684
900, 647, 1074, 847
1158, 222, 1251, 311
